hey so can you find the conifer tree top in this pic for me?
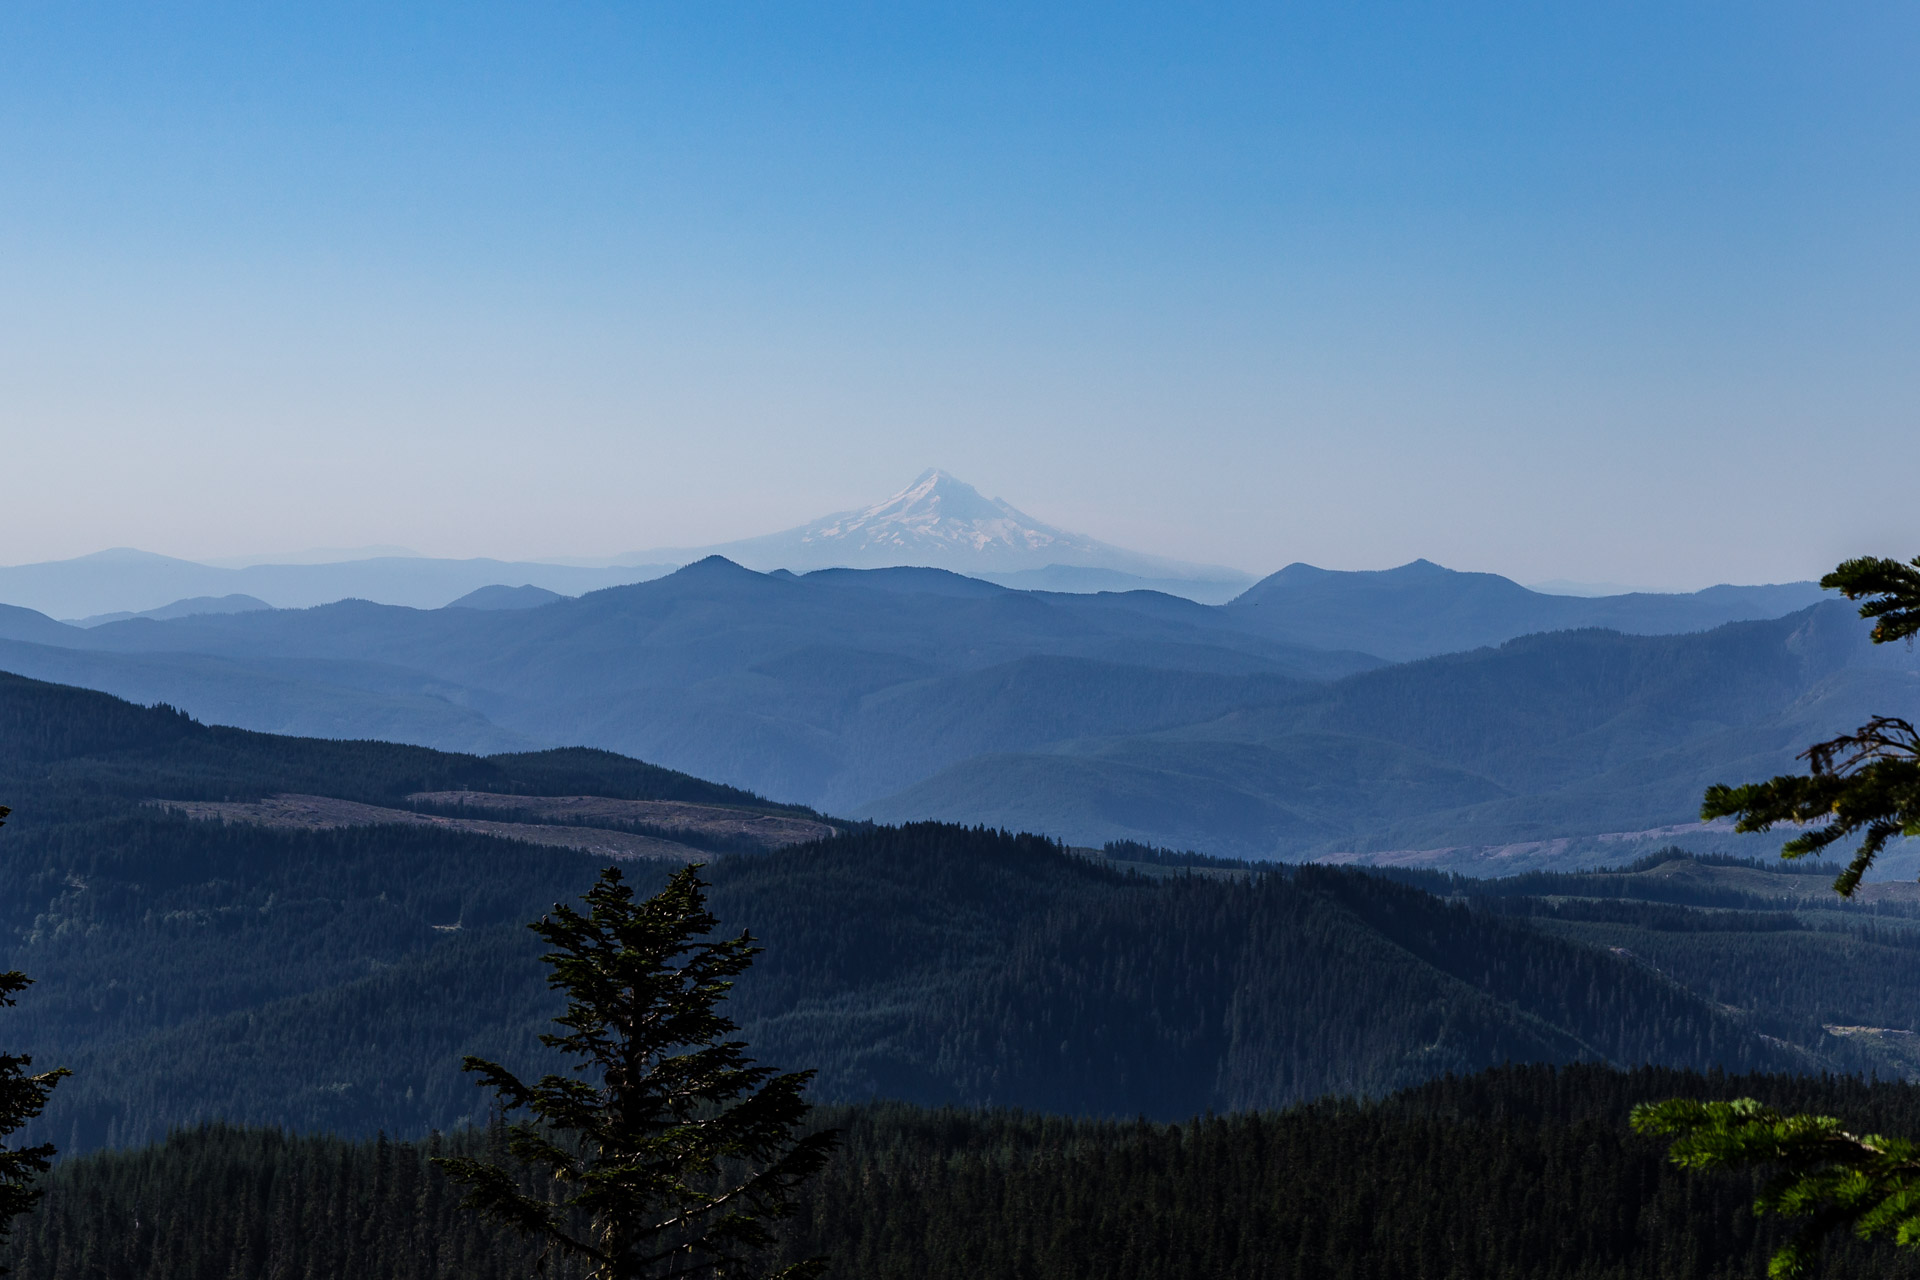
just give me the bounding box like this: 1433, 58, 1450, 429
436, 864, 835, 1280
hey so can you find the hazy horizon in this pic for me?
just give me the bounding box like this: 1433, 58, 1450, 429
0, 465, 1832, 596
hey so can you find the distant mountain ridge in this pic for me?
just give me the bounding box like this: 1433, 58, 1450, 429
0, 549, 673, 618
0, 468, 1255, 614
0, 556, 1889, 869
1225, 558, 1826, 661
864, 599, 1920, 864
74, 594, 272, 628
3, 473, 1823, 620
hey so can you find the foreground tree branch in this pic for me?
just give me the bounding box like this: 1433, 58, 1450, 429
1699, 555, 1920, 897
1633, 1099, 1920, 1278
1702, 715, 1920, 896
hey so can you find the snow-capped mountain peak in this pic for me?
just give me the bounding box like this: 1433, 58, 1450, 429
799, 470, 1101, 561
629, 469, 1252, 594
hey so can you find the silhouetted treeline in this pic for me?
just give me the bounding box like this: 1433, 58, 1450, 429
1100, 838, 1261, 871
12, 1065, 1920, 1280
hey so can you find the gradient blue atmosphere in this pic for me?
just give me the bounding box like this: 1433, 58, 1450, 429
2, 2, 1914, 587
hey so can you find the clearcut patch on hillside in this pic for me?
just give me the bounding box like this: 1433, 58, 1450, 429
157, 793, 702, 862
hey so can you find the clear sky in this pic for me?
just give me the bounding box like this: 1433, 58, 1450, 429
2, 2, 1914, 587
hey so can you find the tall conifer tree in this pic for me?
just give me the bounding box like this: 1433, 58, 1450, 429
435, 864, 835, 1280
0, 805, 70, 1275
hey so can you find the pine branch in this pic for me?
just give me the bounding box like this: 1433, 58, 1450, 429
1634, 1098, 1920, 1278
1824, 556, 1920, 645
1702, 716, 1920, 895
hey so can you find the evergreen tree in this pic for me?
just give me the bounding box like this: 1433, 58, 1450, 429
1702, 555, 1920, 895
1, 806, 72, 1275
434, 865, 836, 1280
1639, 554, 1920, 1276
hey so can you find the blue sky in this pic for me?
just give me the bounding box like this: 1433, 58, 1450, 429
2, 2, 1914, 586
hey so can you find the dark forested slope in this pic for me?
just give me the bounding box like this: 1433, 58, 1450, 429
707, 828, 1800, 1115
10, 1066, 1920, 1280
0, 669, 796, 810
5, 812, 1806, 1151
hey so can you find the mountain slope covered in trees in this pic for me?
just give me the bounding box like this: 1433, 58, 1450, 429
3, 673, 1900, 1154
870, 600, 1920, 858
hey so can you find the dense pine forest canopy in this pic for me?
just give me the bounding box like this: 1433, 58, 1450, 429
10, 1065, 1920, 1280
9, 667, 1920, 1276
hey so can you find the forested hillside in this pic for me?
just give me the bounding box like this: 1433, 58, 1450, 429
6, 671, 1920, 1159
9, 1065, 1918, 1280
0, 673, 811, 1148
1384, 852, 1920, 1077
710, 828, 1809, 1116
3, 809, 1806, 1151
872, 599, 1920, 860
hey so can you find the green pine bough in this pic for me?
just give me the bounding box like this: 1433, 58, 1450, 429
1632, 1098, 1920, 1279
1702, 556, 1920, 898
433, 864, 837, 1280
1637, 555, 1920, 1276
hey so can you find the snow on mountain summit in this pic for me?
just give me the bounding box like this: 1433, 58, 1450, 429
798, 470, 1108, 562
632, 469, 1251, 589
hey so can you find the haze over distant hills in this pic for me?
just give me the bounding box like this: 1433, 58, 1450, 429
1224, 559, 1825, 662
73, 594, 273, 629
0, 470, 1252, 614
0, 548, 677, 619
443, 583, 568, 611
0, 470, 1850, 871
1, 471, 1822, 618
0, 553, 1887, 871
